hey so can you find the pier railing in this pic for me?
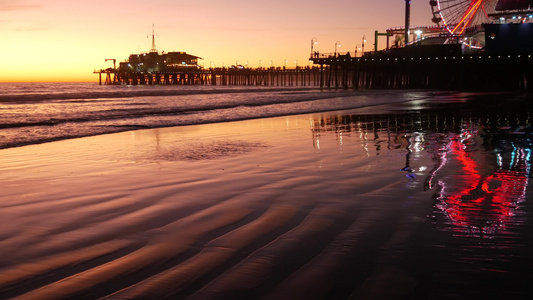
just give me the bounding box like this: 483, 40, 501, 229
311, 52, 366, 59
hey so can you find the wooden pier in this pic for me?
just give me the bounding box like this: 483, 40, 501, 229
94, 67, 323, 87
95, 52, 533, 91
311, 51, 533, 90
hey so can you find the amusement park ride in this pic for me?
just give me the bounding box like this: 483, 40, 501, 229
429, 0, 498, 35
387, 0, 533, 52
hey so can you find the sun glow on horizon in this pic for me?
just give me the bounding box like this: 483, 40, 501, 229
0, 0, 430, 83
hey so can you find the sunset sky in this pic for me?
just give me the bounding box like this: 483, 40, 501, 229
0, 0, 430, 82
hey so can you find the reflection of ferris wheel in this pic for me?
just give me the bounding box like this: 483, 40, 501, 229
430, 0, 498, 35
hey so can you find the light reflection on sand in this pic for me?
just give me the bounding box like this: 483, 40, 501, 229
1, 102, 532, 299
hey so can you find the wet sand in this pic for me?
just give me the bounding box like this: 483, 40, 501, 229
1, 100, 531, 299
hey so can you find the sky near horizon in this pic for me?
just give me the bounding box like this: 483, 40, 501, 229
0, 0, 431, 82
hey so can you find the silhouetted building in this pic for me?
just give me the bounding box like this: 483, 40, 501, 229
484, 23, 533, 54
119, 51, 202, 73
495, 0, 533, 10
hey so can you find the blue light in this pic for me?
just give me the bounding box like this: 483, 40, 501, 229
510, 144, 517, 169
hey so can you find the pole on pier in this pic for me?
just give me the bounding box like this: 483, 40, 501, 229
311, 37, 317, 57
405, 0, 411, 45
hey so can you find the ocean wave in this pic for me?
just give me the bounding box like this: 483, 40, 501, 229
0, 84, 432, 149
0, 86, 321, 103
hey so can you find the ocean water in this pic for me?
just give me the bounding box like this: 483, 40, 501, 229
0, 82, 428, 149
1, 83, 533, 298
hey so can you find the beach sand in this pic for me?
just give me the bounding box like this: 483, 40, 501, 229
0, 111, 467, 299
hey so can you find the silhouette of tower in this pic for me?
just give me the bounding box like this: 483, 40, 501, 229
150, 24, 157, 53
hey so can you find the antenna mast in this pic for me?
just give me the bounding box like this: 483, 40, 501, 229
150, 23, 157, 53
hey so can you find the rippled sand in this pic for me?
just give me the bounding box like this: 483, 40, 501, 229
1, 106, 530, 299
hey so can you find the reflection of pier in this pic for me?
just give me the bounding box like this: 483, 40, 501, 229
434, 137, 529, 238
309, 108, 531, 239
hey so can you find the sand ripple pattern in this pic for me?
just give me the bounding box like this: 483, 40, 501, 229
3, 92, 530, 299
0, 166, 423, 300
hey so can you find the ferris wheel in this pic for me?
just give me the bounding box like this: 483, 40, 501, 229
430, 0, 498, 35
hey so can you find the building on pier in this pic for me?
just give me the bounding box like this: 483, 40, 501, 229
94, 24, 204, 85
119, 51, 202, 73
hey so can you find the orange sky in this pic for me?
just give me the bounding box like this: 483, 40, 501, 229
0, 0, 431, 82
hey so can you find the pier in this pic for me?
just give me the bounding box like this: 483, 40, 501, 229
95, 1, 533, 92
95, 52, 533, 91
95, 67, 322, 87
310, 51, 533, 90
95, 15, 533, 91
